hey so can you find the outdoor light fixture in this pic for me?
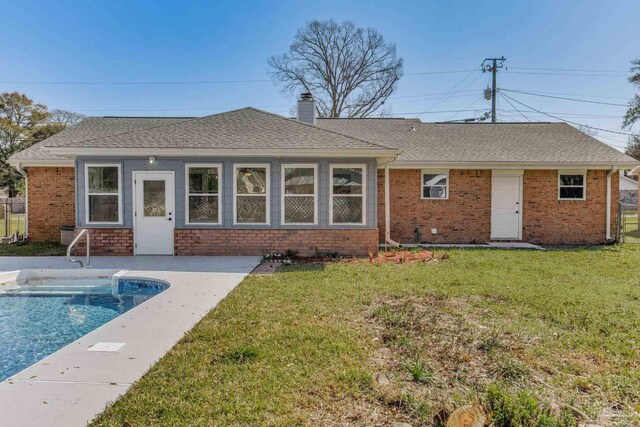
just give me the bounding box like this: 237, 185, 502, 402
149, 156, 156, 164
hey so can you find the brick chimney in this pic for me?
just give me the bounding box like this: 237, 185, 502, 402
297, 92, 316, 125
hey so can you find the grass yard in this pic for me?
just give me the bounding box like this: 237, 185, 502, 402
0, 213, 25, 238
621, 210, 640, 244
0, 241, 67, 256
91, 247, 640, 426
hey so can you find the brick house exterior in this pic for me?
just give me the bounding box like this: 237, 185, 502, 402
25, 167, 75, 242
9, 102, 637, 255
378, 169, 619, 246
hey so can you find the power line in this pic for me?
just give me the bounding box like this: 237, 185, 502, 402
388, 89, 480, 99
499, 93, 531, 122
499, 92, 635, 136
443, 95, 487, 122
417, 67, 483, 117
0, 69, 481, 86
508, 66, 628, 73
499, 89, 630, 100
500, 89, 628, 107
503, 71, 629, 77
392, 108, 492, 116
0, 78, 271, 85
404, 69, 477, 76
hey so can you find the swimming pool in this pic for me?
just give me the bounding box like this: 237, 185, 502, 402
0, 278, 168, 381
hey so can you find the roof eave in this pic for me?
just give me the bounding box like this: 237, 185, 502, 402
386, 160, 640, 170
8, 158, 74, 167
45, 146, 401, 159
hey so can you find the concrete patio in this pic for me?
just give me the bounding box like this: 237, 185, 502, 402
0, 256, 261, 427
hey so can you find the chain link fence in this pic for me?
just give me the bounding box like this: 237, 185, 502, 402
0, 198, 26, 242
618, 203, 640, 244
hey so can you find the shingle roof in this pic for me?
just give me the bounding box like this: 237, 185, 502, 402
9, 108, 638, 167
41, 108, 390, 151
10, 116, 193, 163
317, 118, 638, 165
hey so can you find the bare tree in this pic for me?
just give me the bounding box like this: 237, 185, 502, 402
49, 109, 85, 126
626, 133, 640, 160
623, 57, 640, 129
268, 20, 403, 118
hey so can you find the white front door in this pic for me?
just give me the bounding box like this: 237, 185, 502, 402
491, 172, 522, 240
133, 171, 175, 255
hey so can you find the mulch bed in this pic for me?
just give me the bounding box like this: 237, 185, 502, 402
356, 250, 435, 264
264, 249, 437, 267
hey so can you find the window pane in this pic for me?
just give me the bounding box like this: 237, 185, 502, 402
88, 166, 118, 193
560, 187, 584, 199
423, 186, 447, 199
333, 196, 363, 224
143, 180, 165, 217
423, 174, 447, 187
189, 195, 218, 223
284, 196, 314, 223
237, 196, 266, 223
89, 195, 118, 222
189, 167, 218, 194
560, 174, 584, 186
236, 167, 267, 194
332, 168, 363, 194
284, 167, 314, 195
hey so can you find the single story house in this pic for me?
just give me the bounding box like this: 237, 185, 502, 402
8, 95, 638, 256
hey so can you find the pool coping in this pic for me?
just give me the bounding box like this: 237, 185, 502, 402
0, 258, 260, 427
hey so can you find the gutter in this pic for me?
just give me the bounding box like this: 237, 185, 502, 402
15, 164, 28, 238
606, 166, 618, 241
383, 162, 400, 248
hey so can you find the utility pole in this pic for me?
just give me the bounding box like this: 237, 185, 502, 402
482, 56, 506, 122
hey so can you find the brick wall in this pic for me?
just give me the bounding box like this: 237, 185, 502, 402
522, 169, 618, 245
26, 167, 76, 242
72, 228, 133, 256
379, 168, 618, 245
175, 228, 379, 257
378, 169, 492, 244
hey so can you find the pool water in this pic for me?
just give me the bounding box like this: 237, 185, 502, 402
0, 278, 168, 381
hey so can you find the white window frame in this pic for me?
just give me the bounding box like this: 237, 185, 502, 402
329, 163, 367, 226
421, 169, 449, 200
185, 163, 222, 225
85, 163, 123, 225
281, 163, 318, 226
558, 170, 587, 201
233, 163, 271, 225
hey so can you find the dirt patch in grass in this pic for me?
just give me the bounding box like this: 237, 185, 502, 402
353, 250, 436, 265
272, 249, 438, 266
364, 295, 634, 426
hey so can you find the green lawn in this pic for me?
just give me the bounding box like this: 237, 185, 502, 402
0, 214, 25, 237
0, 241, 67, 256
91, 247, 640, 426
621, 210, 640, 244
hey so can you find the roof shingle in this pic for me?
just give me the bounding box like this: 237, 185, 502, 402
317, 119, 637, 165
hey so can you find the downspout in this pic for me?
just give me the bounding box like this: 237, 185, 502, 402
15, 164, 28, 239
384, 162, 401, 247
606, 166, 618, 241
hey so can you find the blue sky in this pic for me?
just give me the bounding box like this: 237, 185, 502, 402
1, 0, 638, 150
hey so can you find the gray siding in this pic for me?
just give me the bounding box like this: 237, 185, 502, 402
76, 157, 378, 230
